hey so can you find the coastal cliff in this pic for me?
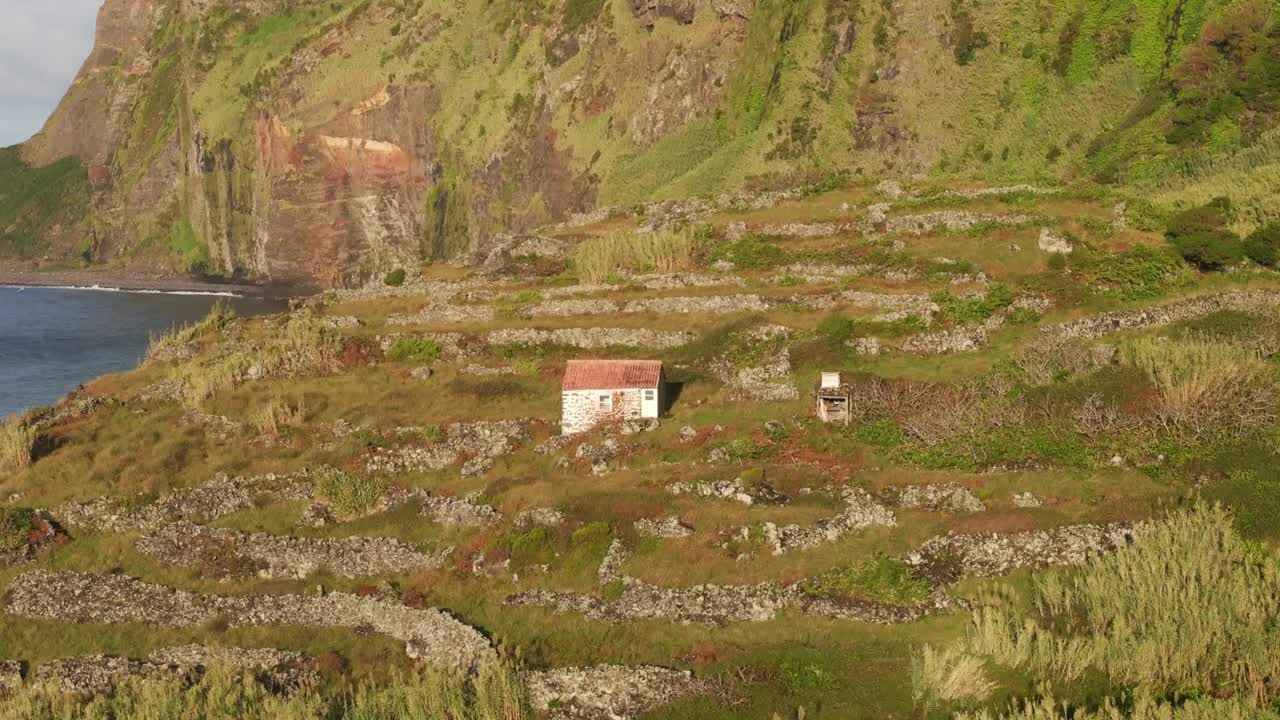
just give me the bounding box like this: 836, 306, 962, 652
4, 0, 1277, 290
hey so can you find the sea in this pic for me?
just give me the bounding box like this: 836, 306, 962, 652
0, 286, 287, 419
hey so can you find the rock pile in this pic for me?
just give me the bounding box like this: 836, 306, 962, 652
366, 420, 530, 476
508, 578, 948, 627
754, 489, 896, 555
528, 666, 701, 720
54, 471, 317, 533
905, 523, 1136, 582
136, 521, 451, 579
634, 516, 694, 538
881, 212, 1035, 236
896, 484, 986, 513
1049, 289, 1280, 340
31, 646, 309, 694
713, 324, 800, 401
486, 327, 694, 350
6, 571, 495, 670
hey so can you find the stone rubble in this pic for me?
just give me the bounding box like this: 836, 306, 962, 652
508, 578, 950, 627
904, 523, 1136, 582
136, 521, 451, 580
880, 211, 1035, 236
1037, 228, 1074, 254
54, 470, 317, 533
366, 420, 530, 475
1048, 289, 1280, 340
667, 477, 780, 506
597, 539, 630, 586
527, 666, 702, 720
485, 327, 694, 350
516, 507, 566, 528
1011, 492, 1044, 509
896, 484, 986, 513
754, 489, 896, 556
0, 661, 20, 697
31, 646, 310, 695
634, 516, 694, 539
713, 324, 800, 401
6, 571, 495, 670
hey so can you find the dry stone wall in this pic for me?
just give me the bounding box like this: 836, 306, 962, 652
6, 571, 494, 670
136, 521, 451, 579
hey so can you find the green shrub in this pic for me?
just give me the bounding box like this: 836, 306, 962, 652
934, 284, 1013, 325
855, 419, 907, 448
0, 508, 36, 554
816, 314, 858, 346
386, 337, 441, 363
1046, 253, 1067, 272
779, 657, 837, 694
1166, 199, 1242, 270
317, 471, 386, 517
1080, 245, 1193, 300
508, 527, 555, 567
725, 235, 785, 270
724, 437, 775, 461
802, 552, 930, 604
1205, 469, 1280, 541
1243, 222, 1280, 268
383, 268, 406, 286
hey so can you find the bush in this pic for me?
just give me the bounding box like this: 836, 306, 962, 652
384, 268, 406, 286
725, 235, 785, 270
0, 419, 36, 472
386, 337, 441, 363
1080, 245, 1193, 300
1243, 222, 1280, 268
1121, 337, 1277, 437
802, 552, 930, 604
508, 527, 555, 568
816, 314, 858, 346
0, 507, 36, 554
1166, 199, 1242, 270
317, 470, 387, 517
911, 645, 996, 712
1046, 253, 1067, 272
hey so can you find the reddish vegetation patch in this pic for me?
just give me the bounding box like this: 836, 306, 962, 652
338, 338, 381, 369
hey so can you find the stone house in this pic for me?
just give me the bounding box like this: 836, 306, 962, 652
561, 359, 666, 435
815, 372, 854, 425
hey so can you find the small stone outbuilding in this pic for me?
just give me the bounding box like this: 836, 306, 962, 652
561, 360, 666, 435
815, 371, 854, 425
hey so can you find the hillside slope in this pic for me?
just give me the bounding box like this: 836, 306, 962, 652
4, 0, 1278, 289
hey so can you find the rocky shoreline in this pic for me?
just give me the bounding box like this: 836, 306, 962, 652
0, 269, 289, 297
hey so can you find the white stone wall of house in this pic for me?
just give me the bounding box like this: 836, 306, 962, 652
561, 389, 646, 435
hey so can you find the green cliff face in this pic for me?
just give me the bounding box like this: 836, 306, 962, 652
6, 0, 1278, 289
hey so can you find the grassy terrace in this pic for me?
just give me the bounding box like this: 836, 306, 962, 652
3, 182, 1280, 719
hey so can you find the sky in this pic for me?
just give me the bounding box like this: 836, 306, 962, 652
0, 1, 103, 147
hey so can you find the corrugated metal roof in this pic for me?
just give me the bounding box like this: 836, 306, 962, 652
563, 360, 664, 392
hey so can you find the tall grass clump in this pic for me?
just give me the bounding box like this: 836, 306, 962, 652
0, 418, 37, 473
911, 645, 996, 713
957, 695, 1280, 720
573, 229, 695, 284
961, 505, 1280, 703
1120, 337, 1277, 436
0, 663, 531, 719
251, 396, 307, 435
145, 300, 238, 363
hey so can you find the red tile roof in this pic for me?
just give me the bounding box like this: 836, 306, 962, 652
563, 360, 664, 392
